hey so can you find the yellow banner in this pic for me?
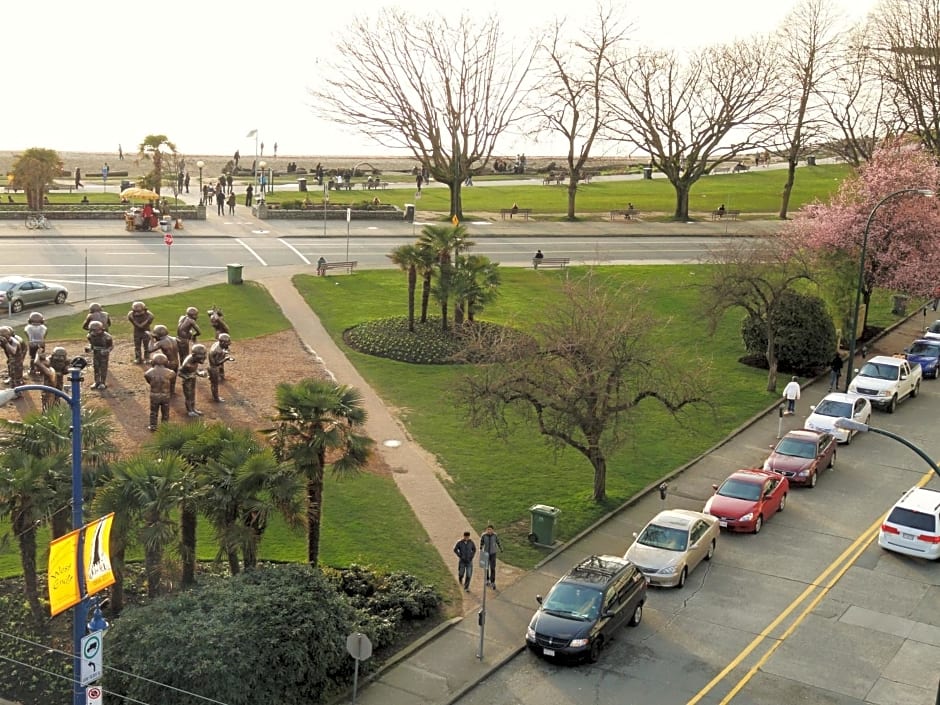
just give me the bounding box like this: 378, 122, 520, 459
48, 529, 81, 617
82, 513, 116, 597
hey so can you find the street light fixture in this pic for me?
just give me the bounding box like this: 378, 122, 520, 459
844, 188, 934, 391
0, 362, 91, 705
196, 160, 205, 205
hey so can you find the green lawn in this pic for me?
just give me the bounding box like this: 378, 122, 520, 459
268, 164, 852, 218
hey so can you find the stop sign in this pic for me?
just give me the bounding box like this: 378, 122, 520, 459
164, 232, 174, 246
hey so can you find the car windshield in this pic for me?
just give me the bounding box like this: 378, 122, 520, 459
775, 438, 815, 459
814, 400, 851, 418
637, 523, 689, 552
908, 342, 940, 357
542, 583, 603, 620
717, 479, 762, 501
859, 363, 900, 381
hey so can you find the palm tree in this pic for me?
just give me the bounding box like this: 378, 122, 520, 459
0, 449, 61, 625
267, 379, 374, 566
11, 147, 62, 211
414, 242, 438, 324
196, 426, 303, 574
419, 224, 475, 331
137, 134, 177, 196
388, 244, 423, 331
459, 254, 501, 323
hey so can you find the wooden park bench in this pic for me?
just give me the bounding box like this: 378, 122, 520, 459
711, 209, 741, 221
533, 256, 570, 269
542, 173, 566, 185
610, 208, 640, 221
317, 260, 358, 275
500, 207, 532, 220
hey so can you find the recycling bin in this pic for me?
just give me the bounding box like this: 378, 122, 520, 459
227, 263, 243, 285
298, 177, 307, 192
806, 155, 817, 166
403, 203, 415, 222
529, 504, 560, 546
642, 167, 652, 180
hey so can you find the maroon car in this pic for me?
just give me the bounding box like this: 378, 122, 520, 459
703, 469, 789, 534
762, 429, 836, 488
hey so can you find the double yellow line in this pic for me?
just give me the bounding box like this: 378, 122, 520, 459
686, 470, 935, 705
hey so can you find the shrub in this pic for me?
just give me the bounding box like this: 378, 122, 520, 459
742, 291, 836, 374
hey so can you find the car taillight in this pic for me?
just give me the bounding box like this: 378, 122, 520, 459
881, 524, 900, 534
917, 534, 940, 543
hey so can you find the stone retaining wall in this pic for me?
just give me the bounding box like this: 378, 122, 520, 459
252, 204, 404, 221
0, 206, 205, 220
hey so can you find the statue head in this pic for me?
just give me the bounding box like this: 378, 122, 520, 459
28, 312, 44, 324
151, 352, 168, 367
186, 306, 199, 318
218, 333, 231, 348
152, 324, 168, 338
131, 301, 146, 313
89, 303, 102, 313
0, 326, 13, 338
88, 320, 104, 332
191, 343, 207, 360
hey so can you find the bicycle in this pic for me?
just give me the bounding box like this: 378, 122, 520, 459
25, 212, 52, 230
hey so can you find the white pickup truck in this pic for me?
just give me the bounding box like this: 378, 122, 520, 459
848, 355, 922, 413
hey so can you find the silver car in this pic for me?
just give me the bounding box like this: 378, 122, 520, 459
624, 509, 719, 588
0, 276, 69, 314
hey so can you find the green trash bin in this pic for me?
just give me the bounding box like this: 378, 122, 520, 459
227, 263, 243, 285
528, 504, 560, 546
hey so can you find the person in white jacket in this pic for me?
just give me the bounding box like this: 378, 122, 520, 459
782, 376, 801, 415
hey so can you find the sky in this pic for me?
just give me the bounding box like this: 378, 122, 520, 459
9, 0, 879, 158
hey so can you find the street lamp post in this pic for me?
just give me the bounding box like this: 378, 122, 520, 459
196, 160, 205, 205
0, 363, 89, 705
844, 188, 934, 391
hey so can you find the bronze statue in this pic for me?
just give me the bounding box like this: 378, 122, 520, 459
207, 333, 234, 402
86, 320, 113, 390
179, 343, 208, 417
23, 312, 47, 376
0, 326, 26, 390
208, 307, 230, 338
32, 352, 58, 411
49, 346, 69, 390
127, 301, 154, 364
148, 324, 180, 395
176, 306, 201, 361
144, 352, 176, 431
82, 302, 112, 331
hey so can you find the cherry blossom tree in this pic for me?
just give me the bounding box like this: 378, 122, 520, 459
788, 139, 940, 334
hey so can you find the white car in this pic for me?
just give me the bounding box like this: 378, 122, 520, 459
879, 486, 940, 560
804, 392, 872, 444
925, 320, 940, 340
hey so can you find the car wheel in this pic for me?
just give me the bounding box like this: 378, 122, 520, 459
676, 566, 688, 589
778, 494, 787, 512
753, 515, 763, 534
628, 603, 643, 627
54, 291, 66, 305
705, 539, 716, 561
844, 430, 852, 446
887, 395, 897, 414
588, 637, 603, 663
912, 382, 921, 398
10, 299, 22, 314
809, 471, 817, 488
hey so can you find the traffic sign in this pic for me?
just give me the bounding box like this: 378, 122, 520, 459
86, 685, 103, 705
164, 232, 174, 246
80, 631, 103, 685
345, 632, 373, 661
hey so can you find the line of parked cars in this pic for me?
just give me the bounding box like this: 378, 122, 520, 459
526, 340, 940, 664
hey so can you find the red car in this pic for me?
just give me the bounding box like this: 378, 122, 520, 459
762, 429, 836, 488
703, 469, 789, 534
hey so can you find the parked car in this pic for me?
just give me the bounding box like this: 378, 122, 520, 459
0, 276, 68, 314
525, 554, 647, 663
624, 509, 718, 588
804, 392, 872, 444
879, 486, 940, 560
903, 339, 940, 379
704, 469, 788, 533
763, 429, 836, 487
924, 320, 940, 340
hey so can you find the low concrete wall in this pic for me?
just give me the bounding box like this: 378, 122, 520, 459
0, 206, 205, 221
252, 204, 404, 221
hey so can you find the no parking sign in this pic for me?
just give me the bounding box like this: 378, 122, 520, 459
86, 685, 103, 705
164, 232, 174, 246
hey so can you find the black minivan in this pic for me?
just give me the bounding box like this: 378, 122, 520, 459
525, 554, 647, 663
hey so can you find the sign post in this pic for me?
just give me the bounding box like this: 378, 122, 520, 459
345, 632, 373, 705
164, 231, 173, 286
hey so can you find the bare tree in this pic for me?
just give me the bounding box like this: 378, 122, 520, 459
771, 0, 842, 219
868, 0, 940, 156
605, 40, 780, 220
532, 4, 628, 219
699, 239, 813, 392
311, 10, 535, 219
460, 273, 707, 503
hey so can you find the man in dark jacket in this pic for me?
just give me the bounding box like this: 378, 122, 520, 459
453, 531, 477, 592
480, 525, 503, 589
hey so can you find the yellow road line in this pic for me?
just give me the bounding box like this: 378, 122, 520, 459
686, 470, 934, 705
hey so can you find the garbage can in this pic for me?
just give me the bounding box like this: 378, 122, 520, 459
528, 504, 560, 546
403, 203, 415, 222
226, 263, 243, 285
806, 155, 817, 166
642, 167, 652, 180
298, 177, 307, 192
160, 218, 171, 233
892, 294, 908, 315
120, 180, 132, 191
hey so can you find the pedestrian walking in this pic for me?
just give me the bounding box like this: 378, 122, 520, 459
118, 144, 124, 160
454, 531, 477, 592
184, 171, 190, 193
533, 249, 544, 269
216, 184, 225, 215
74, 167, 83, 189
227, 192, 236, 216
226, 174, 234, 195
416, 173, 423, 192
782, 376, 801, 415
245, 184, 254, 207
828, 353, 844, 392
177, 172, 184, 193
480, 525, 503, 589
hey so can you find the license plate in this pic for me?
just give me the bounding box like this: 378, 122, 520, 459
543, 648, 555, 657
903, 532, 915, 540
719, 520, 728, 528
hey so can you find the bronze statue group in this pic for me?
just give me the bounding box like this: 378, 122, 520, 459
0, 301, 234, 431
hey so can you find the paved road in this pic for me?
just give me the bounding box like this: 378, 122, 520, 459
453, 316, 940, 705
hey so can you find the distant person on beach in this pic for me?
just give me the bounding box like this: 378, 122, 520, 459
234, 150, 240, 169
74, 168, 82, 189
118, 145, 124, 160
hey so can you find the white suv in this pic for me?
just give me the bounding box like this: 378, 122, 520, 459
879, 486, 940, 560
